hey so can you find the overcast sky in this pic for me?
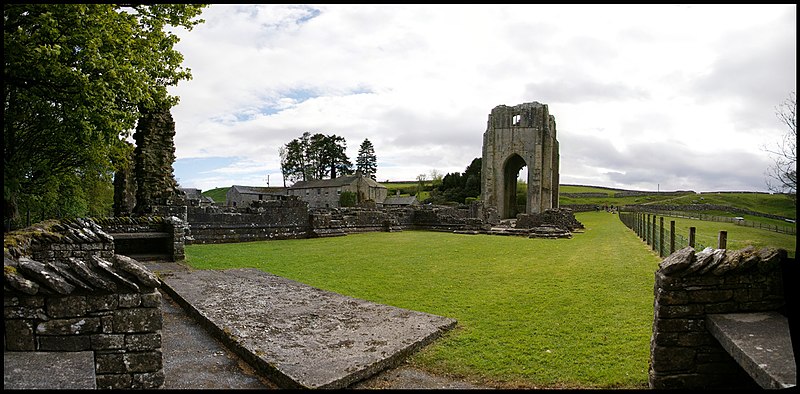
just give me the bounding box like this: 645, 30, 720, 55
167, 4, 796, 193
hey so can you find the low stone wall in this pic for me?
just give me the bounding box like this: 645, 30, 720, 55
186, 200, 310, 244
409, 206, 473, 232
560, 204, 602, 212
648, 246, 789, 389
310, 208, 404, 236
4, 219, 165, 389
515, 208, 584, 231
95, 216, 186, 262
184, 202, 482, 243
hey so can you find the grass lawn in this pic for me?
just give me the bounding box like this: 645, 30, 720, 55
644, 214, 796, 258
185, 211, 663, 389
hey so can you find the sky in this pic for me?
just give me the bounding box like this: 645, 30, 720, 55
166, 4, 796, 193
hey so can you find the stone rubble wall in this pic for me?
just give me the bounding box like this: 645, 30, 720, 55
514, 208, 584, 231
648, 246, 789, 389
409, 205, 474, 232
4, 218, 165, 389
183, 201, 484, 244
183, 199, 581, 244
186, 200, 311, 244
559, 204, 604, 213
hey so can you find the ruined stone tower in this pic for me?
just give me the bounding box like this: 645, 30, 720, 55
132, 104, 182, 214
481, 102, 559, 219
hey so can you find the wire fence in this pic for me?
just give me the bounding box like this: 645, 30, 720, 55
619, 211, 719, 258
625, 209, 795, 236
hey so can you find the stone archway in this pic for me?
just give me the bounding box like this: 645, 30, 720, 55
502, 153, 527, 219
481, 102, 560, 220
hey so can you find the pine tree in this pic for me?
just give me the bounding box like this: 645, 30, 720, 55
356, 139, 377, 179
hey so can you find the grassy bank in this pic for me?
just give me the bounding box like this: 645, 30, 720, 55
185, 211, 662, 388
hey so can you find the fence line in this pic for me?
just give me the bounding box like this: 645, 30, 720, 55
622, 208, 795, 236
619, 211, 716, 258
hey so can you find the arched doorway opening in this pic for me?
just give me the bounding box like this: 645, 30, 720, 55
503, 154, 528, 219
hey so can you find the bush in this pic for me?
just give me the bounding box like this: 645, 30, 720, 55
339, 191, 357, 207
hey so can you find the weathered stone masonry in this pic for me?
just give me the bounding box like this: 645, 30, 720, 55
4, 218, 165, 389
649, 246, 792, 389
482, 102, 559, 220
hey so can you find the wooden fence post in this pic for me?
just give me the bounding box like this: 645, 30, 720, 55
718, 231, 727, 249
645, 214, 651, 246
669, 220, 675, 254
689, 227, 696, 248
659, 217, 665, 257
652, 215, 657, 251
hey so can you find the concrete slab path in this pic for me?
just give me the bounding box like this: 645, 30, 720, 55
159, 268, 458, 389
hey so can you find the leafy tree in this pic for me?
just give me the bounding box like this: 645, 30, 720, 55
313, 133, 351, 179
356, 138, 377, 179
434, 158, 482, 204
416, 173, 428, 196
429, 169, 443, 189
765, 91, 796, 205
280, 132, 351, 183
4, 4, 207, 229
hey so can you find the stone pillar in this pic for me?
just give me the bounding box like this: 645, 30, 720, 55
132, 104, 183, 216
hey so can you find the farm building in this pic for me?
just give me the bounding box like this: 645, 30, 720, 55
288, 173, 388, 208
179, 188, 216, 207
226, 185, 289, 207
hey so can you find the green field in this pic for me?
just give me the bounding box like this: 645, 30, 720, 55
638, 213, 796, 258
201, 187, 228, 203
185, 211, 662, 389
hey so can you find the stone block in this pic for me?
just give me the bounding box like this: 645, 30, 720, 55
87, 294, 119, 311
91, 333, 126, 350
96, 373, 132, 389
118, 293, 141, 308
123, 350, 163, 373
47, 295, 88, 318
651, 346, 696, 372
132, 370, 165, 389
36, 316, 102, 335
4, 319, 36, 350
38, 334, 91, 351
125, 332, 161, 351
95, 352, 126, 374
112, 307, 162, 333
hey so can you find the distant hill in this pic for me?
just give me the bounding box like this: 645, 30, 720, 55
202, 183, 795, 220
201, 187, 229, 204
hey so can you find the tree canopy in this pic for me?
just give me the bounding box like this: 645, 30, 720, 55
3, 4, 207, 229
356, 138, 377, 179
428, 157, 482, 204
280, 132, 352, 184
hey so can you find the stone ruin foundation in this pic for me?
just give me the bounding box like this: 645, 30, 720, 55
4, 218, 165, 389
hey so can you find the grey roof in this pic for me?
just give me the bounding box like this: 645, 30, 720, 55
179, 188, 202, 199
290, 174, 386, 190
231, 185, 287, 195
383, 196, 419, 206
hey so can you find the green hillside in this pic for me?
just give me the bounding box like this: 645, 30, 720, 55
201, 187, 229, 204
202, 182, 795, 221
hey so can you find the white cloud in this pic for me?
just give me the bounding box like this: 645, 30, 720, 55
168, 4, 796, 192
